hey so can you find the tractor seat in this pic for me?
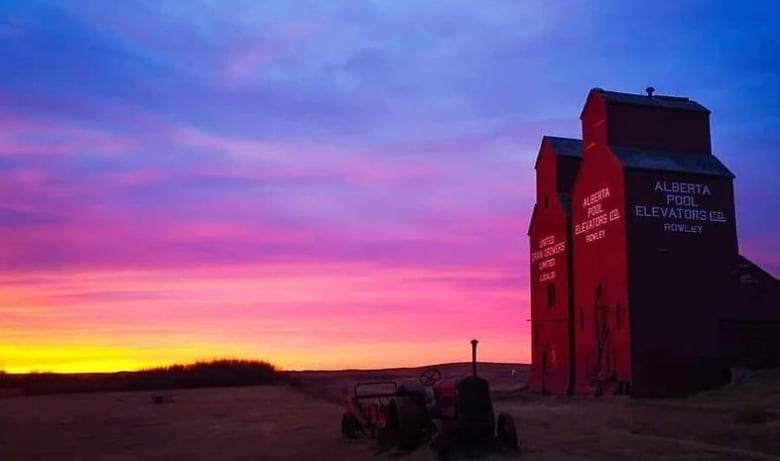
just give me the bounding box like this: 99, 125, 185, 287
434, 382, 457, 399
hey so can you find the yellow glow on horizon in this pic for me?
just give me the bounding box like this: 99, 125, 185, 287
0, 263, 531, 374
1, 338, 531, 374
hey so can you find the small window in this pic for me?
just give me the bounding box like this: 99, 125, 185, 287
543, 195, 549, 208
546, 284, 556, 308
547, 344, 557, 366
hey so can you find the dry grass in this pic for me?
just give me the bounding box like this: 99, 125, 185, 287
289, 362, 528, 404
501, 369, 780, 461
2, 365, 780, 460
690, 369, 780, 410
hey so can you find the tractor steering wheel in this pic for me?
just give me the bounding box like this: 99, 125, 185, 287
420, 368, 442, 386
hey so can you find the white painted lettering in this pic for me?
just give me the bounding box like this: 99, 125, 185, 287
539, 235, 555, 248
538, 258, 556, 270
663, 223, 704, 234
587, 203, 603, 218
639, 179, 727, 234
575, 187, 621, 243
582, 187, 611, 208
655, 181, 713, 196
532, 234, 566, 264
585, 229, 606, 243
665, 194, 699, 207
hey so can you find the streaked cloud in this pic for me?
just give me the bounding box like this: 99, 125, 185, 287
0, 0, 777, 371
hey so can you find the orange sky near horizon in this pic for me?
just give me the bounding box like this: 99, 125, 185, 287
3, 1, 780, 376
1, 263, 532, 373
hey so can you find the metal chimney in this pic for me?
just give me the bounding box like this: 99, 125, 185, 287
470, 339, 479, 377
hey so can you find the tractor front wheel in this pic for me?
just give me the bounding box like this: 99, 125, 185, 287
496, 412, 518, 451
429, 419, 451, 459
341, 412, 360, 439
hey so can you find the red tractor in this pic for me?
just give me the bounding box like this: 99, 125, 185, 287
341, 339, 519, 457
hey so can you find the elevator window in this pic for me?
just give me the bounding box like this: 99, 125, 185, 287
543, 195, 549, 208
547, 344, 557, 366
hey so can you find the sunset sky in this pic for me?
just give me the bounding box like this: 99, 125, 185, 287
1, 1, 779, 373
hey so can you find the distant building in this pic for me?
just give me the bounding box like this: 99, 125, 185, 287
528, 88, 780, 397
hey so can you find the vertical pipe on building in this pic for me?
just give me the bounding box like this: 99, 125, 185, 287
566, 218, 577, 395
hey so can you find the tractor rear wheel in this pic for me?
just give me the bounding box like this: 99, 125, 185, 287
341, 412, 360, 439
391, 399, 424, 450
496, 412, 518, 451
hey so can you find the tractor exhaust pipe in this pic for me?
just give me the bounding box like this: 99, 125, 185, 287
470, 339, 479, 377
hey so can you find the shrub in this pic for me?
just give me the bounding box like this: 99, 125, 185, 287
6, 359, 285, 396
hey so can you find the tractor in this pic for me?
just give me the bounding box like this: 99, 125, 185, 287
340, 339, 519, 457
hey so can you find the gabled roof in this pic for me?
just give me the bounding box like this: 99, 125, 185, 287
529, 137, 582, 228
738, 255, 780, 285
734, 255, 780, 320
546, 136, 583, 158
527, 203, 537, 236
611, 147, 735, 178
533, 136, 583, 169
585, 88, 711, 115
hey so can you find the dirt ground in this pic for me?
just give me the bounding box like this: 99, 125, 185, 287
1, 365, 779, 461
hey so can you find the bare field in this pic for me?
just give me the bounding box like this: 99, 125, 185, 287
1, 365, 779, 461
290, 362, 528, 403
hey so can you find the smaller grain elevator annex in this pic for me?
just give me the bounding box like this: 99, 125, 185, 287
527, 136, 582, 395
528, 87, 780, 397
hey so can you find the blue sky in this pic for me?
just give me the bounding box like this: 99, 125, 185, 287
1, 0, 779, 371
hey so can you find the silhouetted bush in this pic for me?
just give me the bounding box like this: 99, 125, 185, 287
126, 359, 282, 390
0, 359, 289, 396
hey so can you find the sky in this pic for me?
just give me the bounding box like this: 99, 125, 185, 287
1, 0, 779, 373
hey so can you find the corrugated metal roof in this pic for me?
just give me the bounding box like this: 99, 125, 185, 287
738, 255, 780, 284
611, 147, 734, 178
544, 136, 583, 158
590, 88, 710, 113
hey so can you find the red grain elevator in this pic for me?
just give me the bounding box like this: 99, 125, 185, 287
529, 87, 780, 397
528, 136, 582, 394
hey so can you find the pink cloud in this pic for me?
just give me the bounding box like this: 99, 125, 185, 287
0, 111, 137, 157
221, 47, 277, 86
1, 262, 530, 371
0, 96, 537, 372
218, 18, 325, 88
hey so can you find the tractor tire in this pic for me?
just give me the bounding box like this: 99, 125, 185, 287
391, 399, 424, 450
429, 420, 451, 459
341, 412, 360, 439
377, 426, 395, 452
496, 412, 519, 451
